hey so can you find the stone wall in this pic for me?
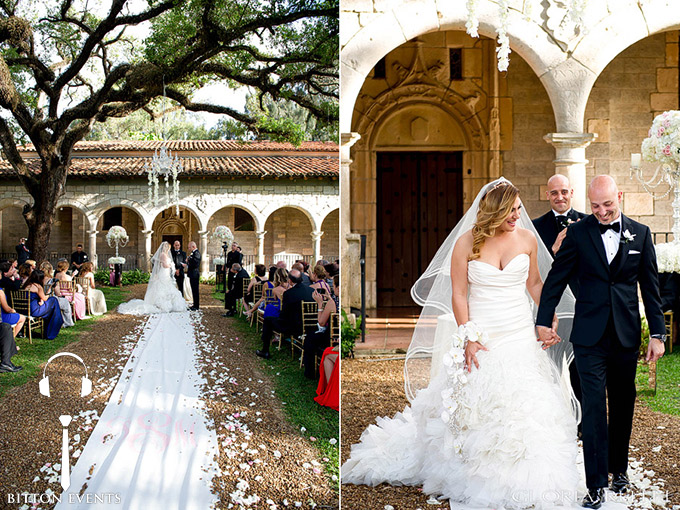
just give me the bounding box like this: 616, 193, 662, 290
264, 208, 314, 258
321, 209, 340, 259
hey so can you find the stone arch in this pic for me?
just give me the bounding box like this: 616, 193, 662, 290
0, 198, 30, 255
263, 203, 320, 233
93, 198, 152, 231
341, 1, 568, 131
204, 199, 264, 232
320, 208, 340, 261
174, 201, 208, 232
56, 197, 97, 231
0, 197, 30, 211
263, 206, 317, 266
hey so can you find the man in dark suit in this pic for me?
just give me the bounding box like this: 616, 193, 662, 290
15, 238, 30, 265
0, 323, 22, 373
222, 263, 250, 316
226, 242, 243, 292
532, 174, 587, 260
171, 240, 187, 297
537, 175, 665, 509
186, 241, 201, 310
70, 244, 89, 275
256, 269, 314, 359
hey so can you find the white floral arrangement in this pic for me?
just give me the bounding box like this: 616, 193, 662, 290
641, 110, 680, 165
655, 242, 680, 273
213, 257, 225, 265
106, 226, 129, 246
108, 257, 125, 265
212, 225, 235, 245
441, 321, 488, 454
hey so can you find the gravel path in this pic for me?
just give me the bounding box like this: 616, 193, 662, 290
341, 357, 680, 509
0, 284, 336, 509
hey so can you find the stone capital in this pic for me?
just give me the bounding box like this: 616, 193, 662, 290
198, 230, 209, 239
256, 230, 267, 240
341, 132, 361, 165
311, 230, 324, 241
86, 230, 99, 237
142, 229, 154, 237
543, 132, 598, 150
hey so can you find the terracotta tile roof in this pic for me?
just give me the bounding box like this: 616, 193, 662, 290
18, 139, 338, 153
0, 140, 339, 179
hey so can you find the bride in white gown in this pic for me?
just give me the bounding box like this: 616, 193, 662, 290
118, 241, 187, 315
342, 179, 584, 508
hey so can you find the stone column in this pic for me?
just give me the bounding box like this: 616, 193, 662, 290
311, 230, 324, 263
199, 230, 209, 275
86, 230, 98, 268
341, 132, 361, 310
543, 133, 598, 213
142, 230, 153, 272
256, 230, 267, 264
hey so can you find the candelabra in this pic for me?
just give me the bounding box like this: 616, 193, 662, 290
630, 153, 680, 243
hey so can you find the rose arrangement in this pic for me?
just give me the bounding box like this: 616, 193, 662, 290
641, 110, 680, 166
108, 257, 126, 265
106, 226, 129, 261
212, 225, 234, 245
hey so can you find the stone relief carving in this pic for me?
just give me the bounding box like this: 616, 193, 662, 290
544, 0, 586, 52
195, 194, 208, 212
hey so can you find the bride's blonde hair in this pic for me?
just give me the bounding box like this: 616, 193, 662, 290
469, 182, 520, 261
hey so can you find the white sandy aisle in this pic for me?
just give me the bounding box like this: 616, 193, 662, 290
56, 311, 219, 510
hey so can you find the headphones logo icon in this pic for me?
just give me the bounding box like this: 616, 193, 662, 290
39, 352, 92, 492
39, 352, 92, 398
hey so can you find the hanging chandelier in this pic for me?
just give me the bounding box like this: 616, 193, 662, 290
146, 80, 182, 215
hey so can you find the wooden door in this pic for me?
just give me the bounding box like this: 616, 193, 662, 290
377, 152, 463, 307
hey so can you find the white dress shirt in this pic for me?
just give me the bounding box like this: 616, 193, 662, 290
552, 208, 573, 218
600, 216, 622, 264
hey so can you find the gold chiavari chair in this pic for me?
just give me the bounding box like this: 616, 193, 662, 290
9, 290, 43, 343
292, 301, 319, 367
74, 277, 91, 315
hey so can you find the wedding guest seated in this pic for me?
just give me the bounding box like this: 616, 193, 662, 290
0, 261, 21, 291
0, 288, 26, 337
314, 345, 339, 411
79, 262, 107, 315
0, 322, 22, 373
22, 270, 64, 339
276, 261, 287, 270
18, 262, 33, 285
70, 244, 89, 275
310, 265, 331, 294
247, 268, 289, 319
268, 265, 278, 282
41, 262, 74, 327
223, 263, 250, 317
54, 260, 87, 319
303, 275, 340, 379
244, 264, 267, 312
292, 262, 312, 286
256, 269, 314, 360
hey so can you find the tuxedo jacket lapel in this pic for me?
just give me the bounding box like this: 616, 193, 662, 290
611, 214, 632, 277
586, 215, 610, 272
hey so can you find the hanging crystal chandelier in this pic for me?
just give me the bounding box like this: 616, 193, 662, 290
146, 80, 182, 215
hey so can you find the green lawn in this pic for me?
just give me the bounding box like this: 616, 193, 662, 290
0, 286, 129, 398
213, 289, 340, 490
635, 349, 680, 416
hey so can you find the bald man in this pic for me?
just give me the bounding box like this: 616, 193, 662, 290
536, 175, 665, 508
532, 174, 586, 259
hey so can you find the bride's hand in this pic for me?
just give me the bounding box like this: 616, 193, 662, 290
464, 340, 488, 373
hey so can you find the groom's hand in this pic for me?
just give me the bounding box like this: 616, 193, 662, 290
536, 325, 560, 349
646, 337, 665, 363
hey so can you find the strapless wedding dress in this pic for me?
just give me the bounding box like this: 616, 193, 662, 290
118, 265, 187, 315
342, 254, 582, 509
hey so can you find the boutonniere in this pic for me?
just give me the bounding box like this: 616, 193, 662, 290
622, 229, 636, 244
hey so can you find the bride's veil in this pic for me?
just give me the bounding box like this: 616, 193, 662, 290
406, 177, 580, 422
149, 242, 174, 283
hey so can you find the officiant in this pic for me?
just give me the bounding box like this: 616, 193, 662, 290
171, 240, 187, 297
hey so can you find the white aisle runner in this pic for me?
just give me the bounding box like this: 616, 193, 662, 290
57, 312, 219, 510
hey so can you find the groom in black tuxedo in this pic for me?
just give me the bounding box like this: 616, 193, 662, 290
186, 241, 201, 310
171, 240, 187, 297
537, 175, 665, 509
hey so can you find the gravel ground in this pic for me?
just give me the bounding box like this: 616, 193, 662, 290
0, 284, 337, 509
341, 357, 680, 510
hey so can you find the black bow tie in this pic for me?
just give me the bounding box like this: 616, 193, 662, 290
598, 222, 620, 234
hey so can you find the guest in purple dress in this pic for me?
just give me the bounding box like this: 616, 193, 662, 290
22, 270, 63, 340
0, 288, 25, 337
